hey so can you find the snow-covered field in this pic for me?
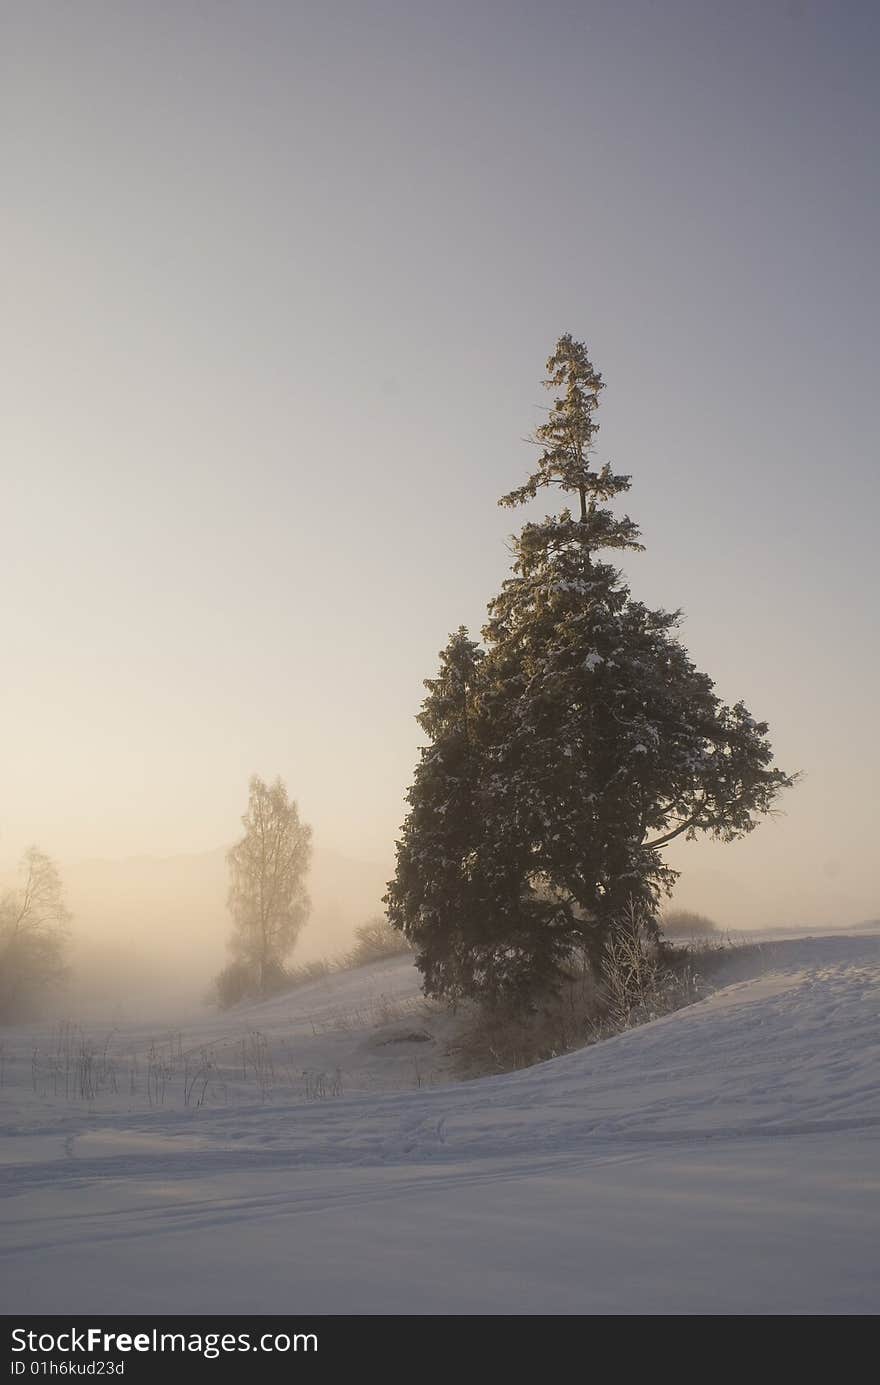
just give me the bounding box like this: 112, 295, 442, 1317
1, 933, 878, 1315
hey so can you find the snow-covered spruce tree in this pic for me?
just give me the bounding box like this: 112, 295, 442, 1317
388, 336, 795, 1004
386, 631, 489, 997
385, 629, 573, 1005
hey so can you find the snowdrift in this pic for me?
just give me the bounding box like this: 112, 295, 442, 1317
1, 933, 878, 1314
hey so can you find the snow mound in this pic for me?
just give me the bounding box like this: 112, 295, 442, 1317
1, 933, 878, 1314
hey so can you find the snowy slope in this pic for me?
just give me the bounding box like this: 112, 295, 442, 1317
1, 935, 878, 1315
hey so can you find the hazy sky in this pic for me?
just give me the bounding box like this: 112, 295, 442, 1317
3, 2, 878, 926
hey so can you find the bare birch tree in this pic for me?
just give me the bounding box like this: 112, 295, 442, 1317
0, 848, 71, 1021
225, 776, 312, 997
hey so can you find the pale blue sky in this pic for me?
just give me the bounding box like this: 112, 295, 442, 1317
3, 2, 878, 926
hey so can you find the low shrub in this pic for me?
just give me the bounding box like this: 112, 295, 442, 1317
346, 916, 413, 967
213, 960, 253, 1010
283, 958, 336, 988
660, 909, 719, 939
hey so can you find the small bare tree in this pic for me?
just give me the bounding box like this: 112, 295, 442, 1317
0, 848, 71, 1021
602, 904, 665, 1028
602, 900, 700, 1028
348, 915, 413, 966
224, 776, 312, 999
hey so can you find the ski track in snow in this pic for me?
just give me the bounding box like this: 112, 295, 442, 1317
1, 933, 878, 1314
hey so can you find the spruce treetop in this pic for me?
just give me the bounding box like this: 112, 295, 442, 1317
499, 333, 642, 562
